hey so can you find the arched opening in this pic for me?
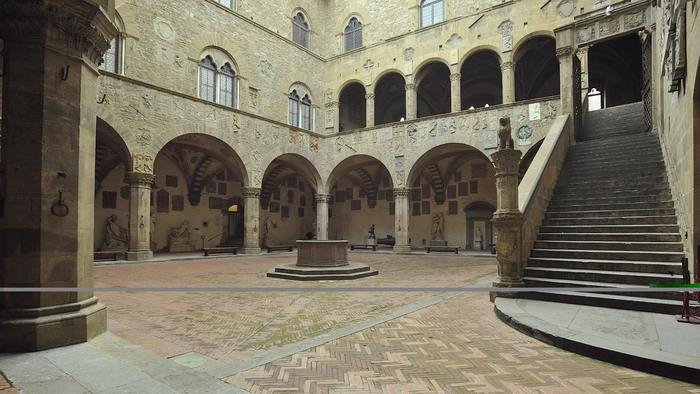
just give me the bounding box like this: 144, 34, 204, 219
339, 82, 366, 132
326, 155, 393, 243
153, 134, 246, 251
463, 201, 496, 251
260, 154, 321, 246
588, 33, 643, 109
374, 72, 406, 126
515, 36, 559, 101
416, 62, 451, 118
460, 50, 503, 109
408, 144, 496, 249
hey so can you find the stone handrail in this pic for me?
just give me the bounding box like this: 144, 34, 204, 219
518, 114, 574, 264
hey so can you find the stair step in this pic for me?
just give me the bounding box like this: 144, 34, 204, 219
541, 215, 678, 226
529, 248, 684, 262
536, 232, 682, 242
523, 267, 683, 285
527, 256, 683, 274
518, 287, 684, 314
539, 224, 680, 233
546, 201, 675, 212
545, 208, 676, 219
549, 194, 672, 205
533, 240, 683, 252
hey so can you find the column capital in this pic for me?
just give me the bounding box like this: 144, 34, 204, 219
404, 83, 417, 92
325, 101, 340, 109
0, 0, 117, 66
393, 188, 411, 197
555, 46, 573, 61
315, 193, 331, 203
500, 61, 515, 71
125, 172, 155, 187
242, 187, 261, 198
365, 93, 376, 100
449, 73, 462, 81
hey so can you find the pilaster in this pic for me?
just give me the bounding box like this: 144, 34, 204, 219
241, 187, 262, 254
500, 61, 515, 104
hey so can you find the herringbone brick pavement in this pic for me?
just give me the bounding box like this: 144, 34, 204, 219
225, 293, 700, 393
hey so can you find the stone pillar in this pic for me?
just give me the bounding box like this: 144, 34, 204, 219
315, 194, 331, 240
242, 187, 262, 254
0, 0, 116, 351
576, 46, 589, 91
365, 93, 375, 127
490, 118, 525, 299
450, 73, 461, 112
556, 46, 574, 117
326, 101, 340, 133
501, 61, 515, 104
393, 189, 411, 253
125, 172, 155, 261
405, 83, 417, 121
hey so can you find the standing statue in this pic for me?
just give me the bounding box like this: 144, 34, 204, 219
368, 223, 375, 238
150, 213, 157, 242
263, 216, 274, 246
169, 220, 191, 246
431, 212, 445, 241
103, 214, 129, 250
498, 117, 514, 150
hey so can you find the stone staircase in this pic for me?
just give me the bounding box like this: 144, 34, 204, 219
522, 102, 688, 314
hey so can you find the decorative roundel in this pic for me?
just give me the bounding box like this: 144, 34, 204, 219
517, 125, 532, 140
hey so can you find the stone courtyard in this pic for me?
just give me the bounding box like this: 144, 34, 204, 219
3, 253, 696, 393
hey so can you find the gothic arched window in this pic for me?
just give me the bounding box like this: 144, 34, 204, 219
344, 17, 363, 52
293, 13, 309, 48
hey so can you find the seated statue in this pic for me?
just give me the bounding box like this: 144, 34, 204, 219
169, 220, 191, 246
103, 214, 128, 250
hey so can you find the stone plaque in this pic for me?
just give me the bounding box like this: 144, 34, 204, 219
165, 175, 178, 188
281, 206, 289, 218
102, 191, 117, 209
448, 201, 458, 215
206, 181, 216, 194
335, 190, 345, 203
218, 183, 227, 195
157, 189, 169, 212
411, 188, 421, 202
412, 202, 421, 216
172, 195, 184, 211
470, 180, 479, 194
120, 186, 130, 200
447, 185, 457, 199
458, 182, 469, 196
422, 201, 430, 214
300, 195, 306, 206
209, 197, 221, 210
269, 202, 280, 213
421, 184, 431, 199
298, 207, 304, 217
274, 188, 280, 200
351, 200, 361, 210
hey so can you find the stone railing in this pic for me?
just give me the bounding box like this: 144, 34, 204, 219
518, 114, 574, 264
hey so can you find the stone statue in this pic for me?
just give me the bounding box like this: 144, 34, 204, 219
475, 227, 483, 242
150, 213, 156, 241
263, 216, 274, 246
431, 212, 445, 241
169, 220, 191, 246
498, 116, 514, 150
103, 214, 128, 250
368, 224, 375, 238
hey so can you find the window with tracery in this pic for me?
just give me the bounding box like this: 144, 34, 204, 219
199, 54, 237, 107
292, 13, 309, 48
344, 17, 363, 52
289, 90, 313, 130
420, 0, 444, 28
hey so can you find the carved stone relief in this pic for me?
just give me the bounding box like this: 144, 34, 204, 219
133, 153, 154, 174
556, 0, 576, 18
403, 48, 415, 61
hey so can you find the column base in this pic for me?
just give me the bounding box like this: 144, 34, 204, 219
0, 297, 107, 352
126, 249, 153, 261
489, 279, 525, 302
393, 245, 412, 254
242, 247, 262, 255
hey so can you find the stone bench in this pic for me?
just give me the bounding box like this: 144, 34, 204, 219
267, 245, 294, 253
349, 244, 377, 251
426, 246, 459, 254
94, 251, 119, 261
203, 247, 238, 256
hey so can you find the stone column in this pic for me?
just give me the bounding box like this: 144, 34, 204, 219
490, 119, 525, 299
365, 93, 375, 127
242, 187, 262, 254
325, 101, 340, 133
315, 193, 331, 240
393, 189, 411, 253
501, 61, 515, 104
405, 83, 417, 121
450, 73, 461, 112
126, 172, 155, 261
0, 0, 116, 351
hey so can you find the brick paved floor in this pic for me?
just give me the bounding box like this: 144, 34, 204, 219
94, 253, 700, 393
0, 372, 18, 394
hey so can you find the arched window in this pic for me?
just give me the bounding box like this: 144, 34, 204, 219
199, 52, 237, 107
292, 13, 309, 48
99, 13, 124, 73
289, 90, 313, 130
421, 0, 444, 28
344, 17, 363, 52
